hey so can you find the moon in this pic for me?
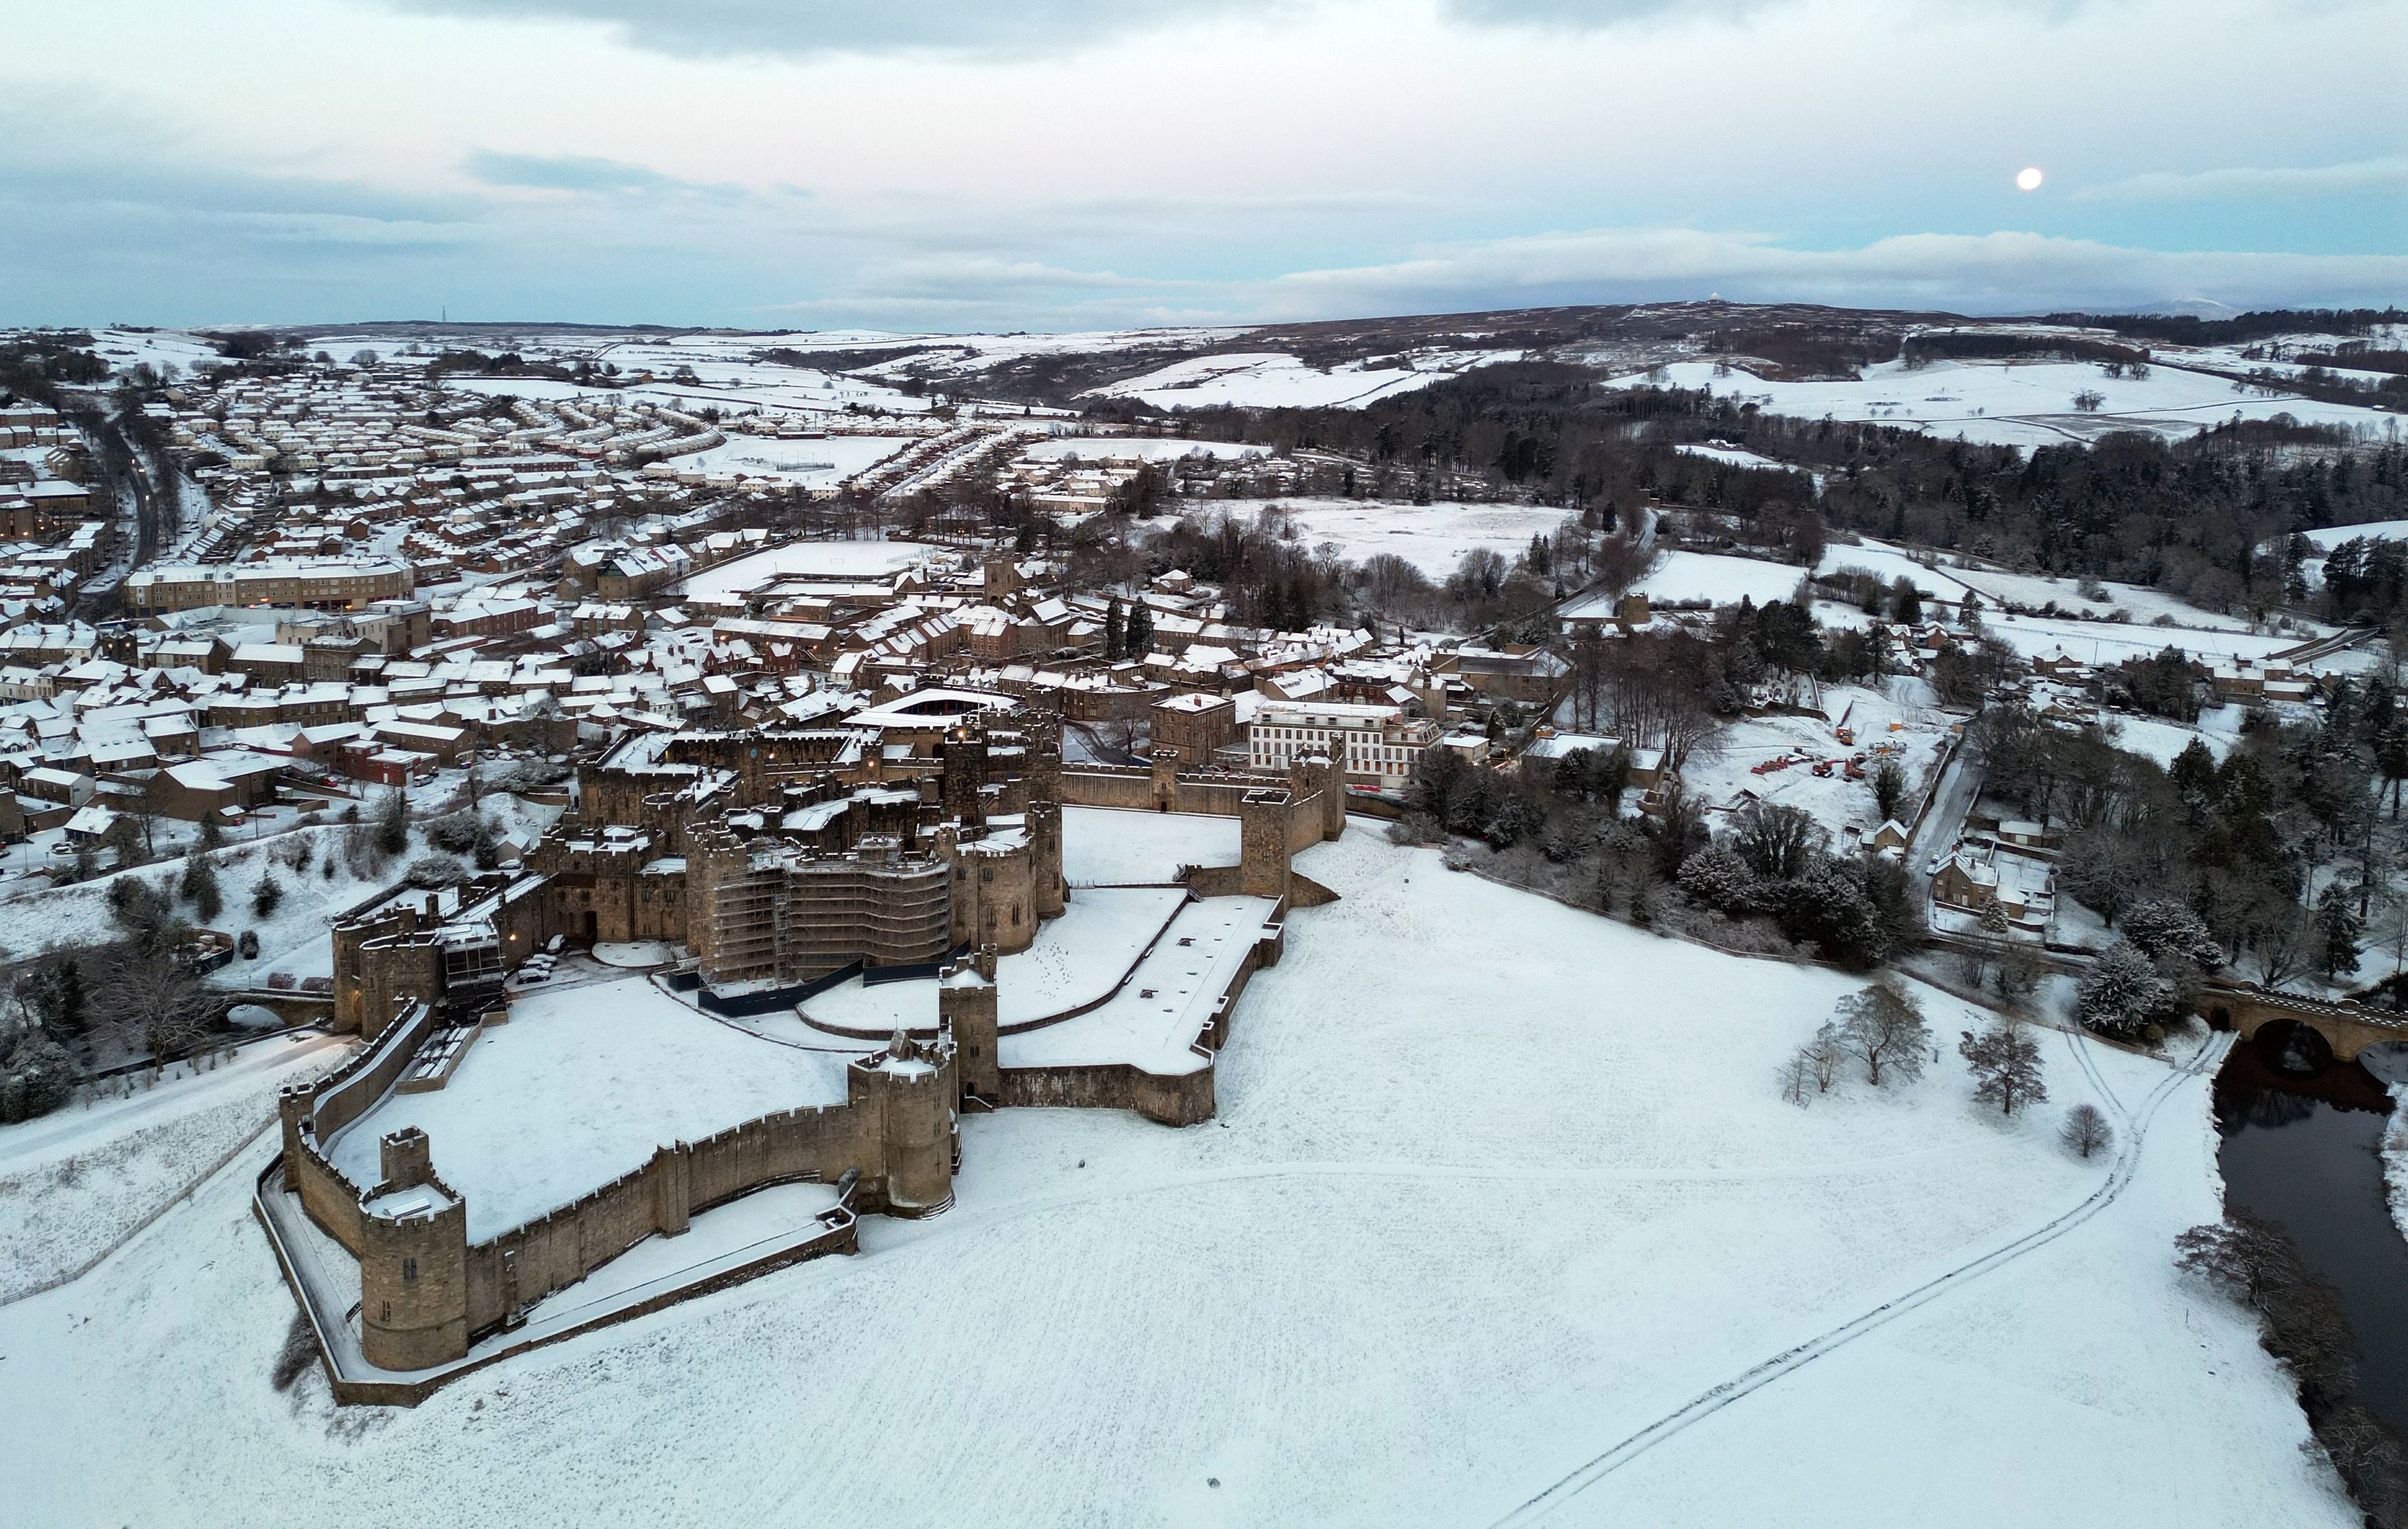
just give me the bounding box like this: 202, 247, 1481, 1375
2016, 167, 2044, 191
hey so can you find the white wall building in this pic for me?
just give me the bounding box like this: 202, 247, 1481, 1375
1248, 700, 1439, 792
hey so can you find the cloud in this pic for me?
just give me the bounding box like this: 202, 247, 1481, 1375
466, 150, 700, 193
1240, 226, 2408, 321
383, 0, 1296, 60
2074, 157, 2408, 203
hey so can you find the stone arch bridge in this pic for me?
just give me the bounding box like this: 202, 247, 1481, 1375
2202, 983, 2408, 1065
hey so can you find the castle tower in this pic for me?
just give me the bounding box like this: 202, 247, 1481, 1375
359, 1128, 470, 1371
1028, 798, 1065, 918
1024, 707, 1064, 804
1150, 753, 1179, 813
1289, 749, 1345, 842
941, 728, 989, 830
853, 1040, 957, 1217
1239, 789, 1292, 900
940, 959, 1000, 1100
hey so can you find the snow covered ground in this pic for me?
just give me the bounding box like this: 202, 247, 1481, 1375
1606, 357, 2399, 449
87, 327, 225, 377
1681, 683, 1953, 843
996, 894, 1278, 1076
1062, 806, 1240, 885
1090, 350, 1516, 411
1183, 498, 1572, 580
1979, 609, 2309, 667
0, 824, 2349, 1528
1628, 549, 1812, 608
795, 887, 1186, 1034
678, 538, 947, 601
1020, 436, 1267, 463
0, 1033, 348, 1301
2102, 715, 2233, 769
327, 974, 851, 1240
676, 434, 913, 489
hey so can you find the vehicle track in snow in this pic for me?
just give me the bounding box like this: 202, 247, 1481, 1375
1486, 1029, 2228, 1528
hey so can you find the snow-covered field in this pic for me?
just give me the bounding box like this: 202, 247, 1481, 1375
87, 327, 225, 377
0, 1034, 349, 1301
329, 974, 851, 1241
0, 826, 2347, 1528
1681, 683, 1953, 843
1628, 549, 1811, 608
1020, 436, 1267, 463
1062, 806, 1240, 884
1182, 498, 1572, 579
1816, 537, 2281, 635
2294, 519, 2408, 555
2103, 715, 2234, 769
679, 538, 947, 601
1607, 358, 2398, 449
1090, 349, 1515, 411
1979, 610, 2308, 667
676, 434, 913, 489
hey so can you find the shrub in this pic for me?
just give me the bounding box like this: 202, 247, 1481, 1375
402, 853, 466, 889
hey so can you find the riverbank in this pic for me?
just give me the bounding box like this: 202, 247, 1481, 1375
2387, 1087, 2408, 1246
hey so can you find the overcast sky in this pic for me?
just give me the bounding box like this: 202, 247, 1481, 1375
3, 0, 2402, 331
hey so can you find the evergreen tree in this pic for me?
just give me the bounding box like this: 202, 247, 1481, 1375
1959, 1023, 2047, 1115
374, 787, 411, 857
197, 815, 224, 851
1104, 597, 1125, 661
2122, 899, 2224, 969
252, 871, 284, 920
180, 848, 222, 923
1889, 577, 1923, 623
1124, 601, 1154, 656
2168, 738, 2220, 806
2314, 884, 2364, 979
56, 959, 85, 1036
2076, 941, 2171, 1040
1871, 757, 1908, 823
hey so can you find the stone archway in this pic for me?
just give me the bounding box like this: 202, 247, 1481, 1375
2251, 1016, 2336, 1076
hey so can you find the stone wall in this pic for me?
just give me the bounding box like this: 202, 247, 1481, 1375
996, 914, 1282, 1127
1060, 764, 1264, 817
996, 1062, 1215, 1127
279, 997, 446, 1254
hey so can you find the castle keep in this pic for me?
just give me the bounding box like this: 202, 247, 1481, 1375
330, 688, 1068, 1029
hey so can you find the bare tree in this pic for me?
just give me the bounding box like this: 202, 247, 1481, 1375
2061, 1103, 2113, 1158
1805, 1020, 1844, 1092
1959, 1022, 2047, 1115
1778, 1052, 1813, 1106
1731, 800, 1826, 881
1834, 978, 1931, 1087
97, 951, 215, 1060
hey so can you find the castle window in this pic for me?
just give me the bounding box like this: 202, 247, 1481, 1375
402, 1257, 418, 1282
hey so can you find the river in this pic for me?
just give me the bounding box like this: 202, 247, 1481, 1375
2213, 1036, 2408, 1431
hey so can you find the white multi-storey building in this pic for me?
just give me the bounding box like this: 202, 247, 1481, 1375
1247, 700, 1439, 792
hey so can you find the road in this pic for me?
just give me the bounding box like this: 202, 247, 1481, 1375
1904, 736, 1981, 906
0, 1031, 349, 1175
